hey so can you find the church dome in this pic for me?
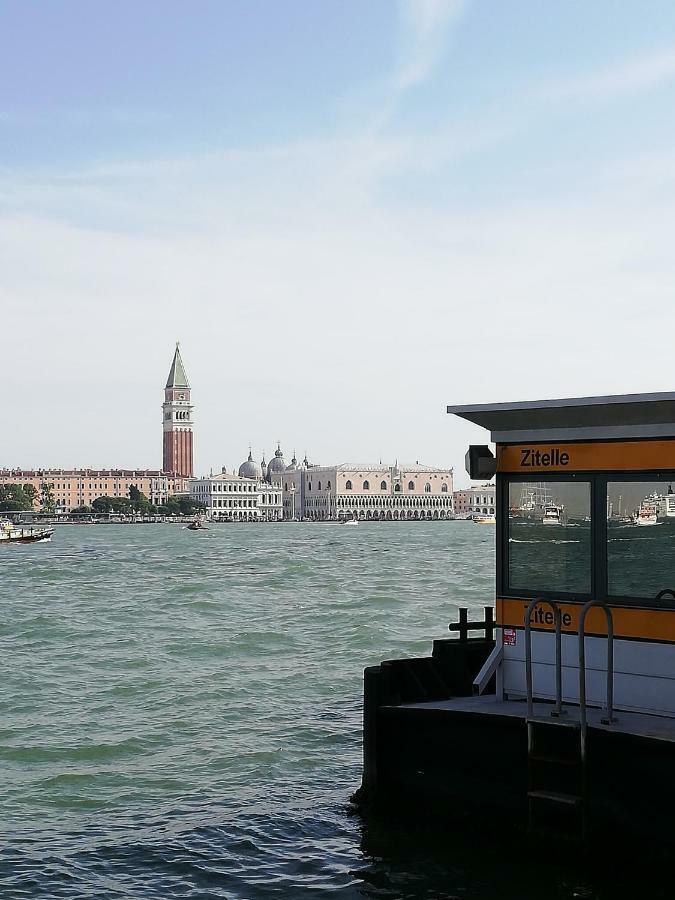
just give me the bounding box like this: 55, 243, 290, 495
286, 453, 298, 472
267, 444, 287, 478
238, 450, 262, 480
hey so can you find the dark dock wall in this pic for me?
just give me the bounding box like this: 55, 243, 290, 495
356, 632, 500, 814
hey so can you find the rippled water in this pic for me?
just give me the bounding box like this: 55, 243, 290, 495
0, 523, 669, 898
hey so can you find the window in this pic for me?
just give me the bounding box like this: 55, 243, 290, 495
507, 480, 591, 595
441, 483, 448, 493
607, 480, 675, 600
394, 483, 401, 492
425, 483, 431, 493
345, 480, 352, 490
327, 481, 331, 490
408, 481, 415, 491
318, 481, 322, 491
380, 480, 387, 491
363, 480, 370, 490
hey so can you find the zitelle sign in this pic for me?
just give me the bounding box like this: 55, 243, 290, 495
497, 440, 675, 473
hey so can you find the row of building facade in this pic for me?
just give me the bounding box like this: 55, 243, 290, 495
0, 345, 494, 520
187, 448, 494, 522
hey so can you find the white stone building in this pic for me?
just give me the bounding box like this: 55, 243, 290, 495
189, 470, 282, 521
280, 462, 454, 521
453, 483, 496, 518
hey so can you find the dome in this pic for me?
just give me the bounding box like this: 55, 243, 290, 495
286, 453, 298, 472
238, 450, 262, 480
267, 444, 287, 478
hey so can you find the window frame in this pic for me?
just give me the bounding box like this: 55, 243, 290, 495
498, 472, 596, 603
601, 471, 675, 608
498, 470, 675, 609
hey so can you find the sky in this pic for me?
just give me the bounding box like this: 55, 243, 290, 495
3, 1, 675, 485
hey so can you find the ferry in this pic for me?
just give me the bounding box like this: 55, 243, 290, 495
541, 503, 563, 525
635, 500, 658, 526
473, 514, 496, 525
355, 390, 675, 845
0, 519, 54, 544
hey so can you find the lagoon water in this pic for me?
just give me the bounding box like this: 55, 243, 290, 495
0, 523, 668, 898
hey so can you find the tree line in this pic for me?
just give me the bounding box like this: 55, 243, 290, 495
0, 483, 205, 516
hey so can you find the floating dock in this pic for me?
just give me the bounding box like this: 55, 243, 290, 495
355, 391, 675, 843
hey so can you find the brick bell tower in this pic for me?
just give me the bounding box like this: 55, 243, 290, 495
162, 343, 194, 477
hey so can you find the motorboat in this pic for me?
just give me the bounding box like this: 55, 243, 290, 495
541, 504, 564, 525
0, 520, 54, 544
187, 519, 207, 531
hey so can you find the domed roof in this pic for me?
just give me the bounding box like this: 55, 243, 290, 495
267, 443, 286, 477
238, 450, 262, 480
286, 453, 298, 472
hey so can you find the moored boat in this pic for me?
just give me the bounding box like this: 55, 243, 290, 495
635, 501, 658, 526
0, 520, 54, 544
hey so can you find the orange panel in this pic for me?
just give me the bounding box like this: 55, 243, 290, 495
497, 597, 675, 642
497, 440, 675, 473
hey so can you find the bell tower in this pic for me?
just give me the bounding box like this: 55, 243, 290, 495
162, 343, 194, 476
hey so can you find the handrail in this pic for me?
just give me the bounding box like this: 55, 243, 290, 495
524, 598, 563, 719
578, 600, 615, 753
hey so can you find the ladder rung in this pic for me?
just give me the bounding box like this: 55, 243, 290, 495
527, 716, 580, 729
529, 753, 581, 767
528, 790, 582, 807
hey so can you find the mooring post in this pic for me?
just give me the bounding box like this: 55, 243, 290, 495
361, 665, 382, 794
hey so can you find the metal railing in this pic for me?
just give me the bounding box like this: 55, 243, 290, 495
578, 600, 615, 745
524, 598, 564, 719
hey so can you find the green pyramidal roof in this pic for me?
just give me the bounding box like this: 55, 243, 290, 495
165, 344, 190, 389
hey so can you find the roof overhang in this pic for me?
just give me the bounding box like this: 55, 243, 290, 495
447, 392, 675, 443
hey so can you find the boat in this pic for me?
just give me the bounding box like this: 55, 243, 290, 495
541, 503, 564, 525
473, 515, 496, 525
0, 520, 54, 544
635, 500, 658, 526
344, 518, 359, 526
187, 519, 207, 531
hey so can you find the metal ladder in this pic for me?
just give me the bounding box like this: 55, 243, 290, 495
524, 598, 614, 838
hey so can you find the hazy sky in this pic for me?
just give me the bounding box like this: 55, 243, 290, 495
3, 1, 675, 485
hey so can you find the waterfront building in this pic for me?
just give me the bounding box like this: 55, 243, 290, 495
281, 463, 454, 521
453, 483, 496, 518
0, 469, 189, 512
162, 343, 194, 477
189, 470, 282, 521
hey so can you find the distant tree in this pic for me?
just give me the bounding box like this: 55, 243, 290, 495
128, 485, 144, 503
39, 482, 55, 513
70, 505, 91, 514
127, 485, 156, 515
0, 484, 35, 512
22, 484, 38, 508
158, 495, 205, 516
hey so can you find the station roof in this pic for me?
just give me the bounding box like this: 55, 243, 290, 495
447, 392, 675, 443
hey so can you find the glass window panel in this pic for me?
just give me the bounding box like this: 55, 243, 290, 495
508, 481, 591, 594
607, 480, 675, 600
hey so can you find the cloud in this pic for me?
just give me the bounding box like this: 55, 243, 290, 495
342, 0, 468, 135
541, 44, 675, 103
395, 0, 467, 91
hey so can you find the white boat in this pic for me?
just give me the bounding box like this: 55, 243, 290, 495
635, 501, 658, 526
665, 488, 675, 518
344, 518, 359, 526
0, 520, 54, 544
473, 515, 496, 525
541, 504, 564, 525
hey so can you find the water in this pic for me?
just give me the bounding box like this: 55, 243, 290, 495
0, 523, 669, 898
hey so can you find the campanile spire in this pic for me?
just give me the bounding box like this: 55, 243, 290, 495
162, 343, 194, 476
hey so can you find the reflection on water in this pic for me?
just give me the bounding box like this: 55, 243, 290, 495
608, 481, 675, 598
508, 482, 591, 593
